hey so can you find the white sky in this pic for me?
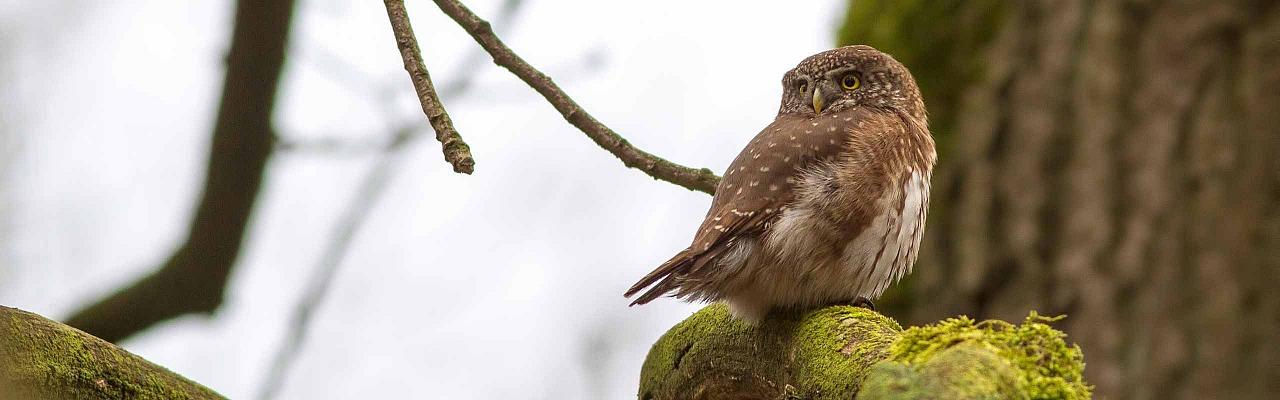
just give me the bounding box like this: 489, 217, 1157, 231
0, 0, 845, 398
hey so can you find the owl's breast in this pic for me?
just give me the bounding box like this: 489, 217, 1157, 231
836, 168, 930, 297
759, 166, 930, 301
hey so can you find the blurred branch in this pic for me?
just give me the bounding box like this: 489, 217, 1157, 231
430, 0, 721, 194
278, 39, 606, 156
257, 3, 529, 398
383, 0, 474, 174
2, 306, 225, 399
275, 134, 393, 155
256, 123, 421, 400
64, 0, 296, 343
435, 0, 523, 97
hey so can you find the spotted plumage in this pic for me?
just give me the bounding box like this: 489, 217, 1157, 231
625, 45, 936, 323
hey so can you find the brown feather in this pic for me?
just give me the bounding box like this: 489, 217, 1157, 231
625, 249, 692, 305
625, 109, 867, 303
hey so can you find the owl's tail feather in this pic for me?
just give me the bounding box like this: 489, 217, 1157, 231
625, 248, 695, 306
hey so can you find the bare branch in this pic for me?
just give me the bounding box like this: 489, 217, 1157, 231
257, 3, 531, 395
64, 0, 295, 343
383, 0, 474, 174
430, 0, 721, 194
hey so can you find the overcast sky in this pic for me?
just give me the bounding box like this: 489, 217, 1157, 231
0, 0, 845, 398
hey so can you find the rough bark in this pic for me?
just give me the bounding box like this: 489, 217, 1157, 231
383, 0, 474, 174
64, 0, 296, 343
0, 306, 224, 400
638, 305, 1088, 400
839, 1, 1280, 399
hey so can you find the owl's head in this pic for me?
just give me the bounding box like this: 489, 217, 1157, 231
778, 45, 924, 120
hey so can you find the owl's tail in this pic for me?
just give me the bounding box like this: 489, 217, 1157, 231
624, 248, 695, 306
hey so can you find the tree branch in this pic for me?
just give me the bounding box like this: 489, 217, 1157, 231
640, 305, 1091, 400
430, 0, 721, 194
257, 4, 531, 396
383, 0, 474, 174
1, 306, 224, 399
64, 0, 296, 343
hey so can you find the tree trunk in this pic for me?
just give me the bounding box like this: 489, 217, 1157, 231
1, 306, 224, 399
839, 1, 1280, 399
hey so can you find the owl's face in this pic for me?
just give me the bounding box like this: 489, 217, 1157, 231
778, 45, 923, 119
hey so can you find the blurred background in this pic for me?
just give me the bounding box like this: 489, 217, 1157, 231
0, 0, 1276, 399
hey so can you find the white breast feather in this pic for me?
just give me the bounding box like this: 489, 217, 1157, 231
844, 169, 928, 299
723, 170, 929, 322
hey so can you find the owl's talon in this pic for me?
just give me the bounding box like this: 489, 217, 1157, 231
849, 297, 875, 311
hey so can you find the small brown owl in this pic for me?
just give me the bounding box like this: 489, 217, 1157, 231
625, 45, 935, 323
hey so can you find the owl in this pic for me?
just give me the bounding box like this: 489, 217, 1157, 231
625, 45, 935, 323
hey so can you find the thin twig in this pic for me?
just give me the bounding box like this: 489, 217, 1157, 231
431, 0, 721, 194
278, 0, 527, 156
384, 0, 474, 174
257, 3, 529, 397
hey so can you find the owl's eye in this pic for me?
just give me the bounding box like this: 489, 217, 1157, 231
840, 74, 861, 90
797, 81, 808, 93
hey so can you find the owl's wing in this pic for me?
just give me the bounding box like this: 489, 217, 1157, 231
626, 108, 873, 305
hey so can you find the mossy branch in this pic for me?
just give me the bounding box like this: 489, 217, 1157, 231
638, 305, 1090, 400
0, 306, 224, 400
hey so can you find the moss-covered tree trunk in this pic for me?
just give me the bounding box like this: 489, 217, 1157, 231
639, 305, 1089, 399
0, 306, 224, 399
838, 1, 1280, 399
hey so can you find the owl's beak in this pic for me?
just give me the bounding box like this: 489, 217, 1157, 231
812, 86, 825, 114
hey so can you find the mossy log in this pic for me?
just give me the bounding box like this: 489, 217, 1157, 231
0, 306, 224, 400
638, 305, 1090, 400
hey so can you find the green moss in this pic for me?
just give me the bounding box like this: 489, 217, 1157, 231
1, 306, 224, 399
886, 313, 1092, 399
792, 306, 901, 397
639, 305, 904, 399
637, 306, 1089, 399
638, 304, 787, 399
638, 304, 740, 393
860, 343, 1022, 399
858, 361, 927, 399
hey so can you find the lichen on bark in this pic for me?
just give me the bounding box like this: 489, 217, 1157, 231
637, 305, 1089, 400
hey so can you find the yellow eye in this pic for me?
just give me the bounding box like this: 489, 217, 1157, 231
840, 74, 860, 90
